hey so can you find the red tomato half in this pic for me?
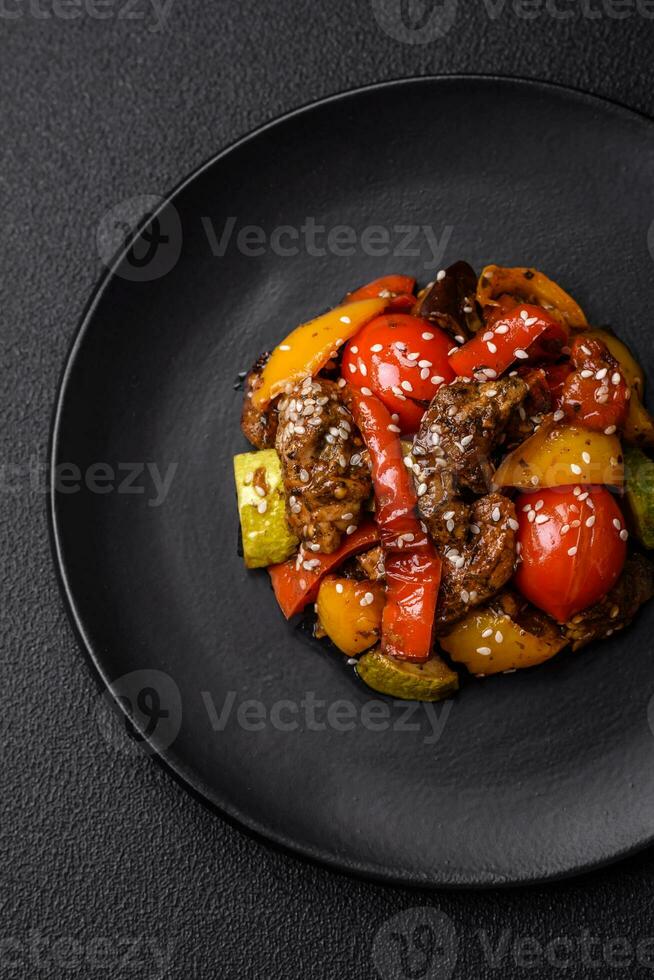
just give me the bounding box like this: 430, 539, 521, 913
341, 314, 455, 434
514, 485, 627, 623
560, 336, 630, 432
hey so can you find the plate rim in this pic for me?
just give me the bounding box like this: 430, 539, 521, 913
48, 73, 654, 889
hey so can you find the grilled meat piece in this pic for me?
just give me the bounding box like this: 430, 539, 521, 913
563, 553, 654, 650
504, 368, 552, 449
355, 546, 386, 582
413, 261, 481, 342
494, 590, 566, 646
412, 376, 528, 629
434, 494, 519, 631
275, 377, 371, 554
241, 352, 279, 449
413, 375, 529, 502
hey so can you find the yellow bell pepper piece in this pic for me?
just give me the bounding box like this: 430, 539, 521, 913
493, 416, 624, 489
477, 265, 587, 329
316, 576, 384, 657
251, 297, 386, 409
439, 606, 567, 676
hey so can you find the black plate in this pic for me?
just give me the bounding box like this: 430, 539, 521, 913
50, 77, 654, 887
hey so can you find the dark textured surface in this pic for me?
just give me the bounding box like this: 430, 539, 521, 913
4, 2, 654, 978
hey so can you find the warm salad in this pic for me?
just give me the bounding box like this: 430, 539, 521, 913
233, 264, 654, 701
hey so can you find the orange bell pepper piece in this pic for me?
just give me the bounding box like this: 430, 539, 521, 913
251, 298, 386, 410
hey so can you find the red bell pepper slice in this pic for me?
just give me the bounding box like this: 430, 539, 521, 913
268, 522, 380, 619
345, 275, 416, 311
346, 387, 442, 662
449, 304, 568, 379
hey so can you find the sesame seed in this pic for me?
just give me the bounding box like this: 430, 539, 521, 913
571, 463, 582, 475
553, 409, 565, 422
477, 647, 492, 656
596, 368, 607, 380
580, 369, 593, 379
514, 349, 528, 360
604, 425, 617, 435
254, 485, 266, 497
508, 518, 519, 531
535, 500, 544, 511
420, 368, 430, 380
620, 529, 629, 541
299, 469, 310, 483
610, 605, 620, 618
561, 524, 570, 535
350, 345, 358, 354
446, 520, 455, 532
613, 518, 622, 530
568, 546, 578, 556
418, 359, 432, 368
470, 524, 480, 535
350, 453, 362, 466
487, 342, 497, 354
422, 332, 434, 340
520, 310, 529, 321
495, 631, 504, 643
612, 372, 621, 385
586, 515, 596, 527
436, 269, 446, 281
359, 362, 367, 377
417, 483, 428, 497
531, 475, 540, 485
482, 628, 493, 638
340, 316, 351, 324
527, 510, 536, 523
388, 424, 401, 433
341, 512, 353, 520
535, 514, 549, 525
407, 351, 420, 361
348, 363, 356, 374
448, 347, 458, 357
360, 387, 372, 397
431, 376, 445, 385
492, 506, 501, 522
401, 380, 413, 392
461, 590, 470, 604
279, 344, 291, 351
582, 452, 591, 464
495, 324, 509, 334
346, 525, 357, 535
461, 434, 474, 447
371, 344, 383, 353
524, 316, 538, 327
257, 500, 267, 514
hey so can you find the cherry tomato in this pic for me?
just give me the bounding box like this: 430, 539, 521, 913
341, 313, 455, 434
560, 336, 630, 433
449, 304, 568, 380
514, 485, 627, 622
345, 275, 416, 311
